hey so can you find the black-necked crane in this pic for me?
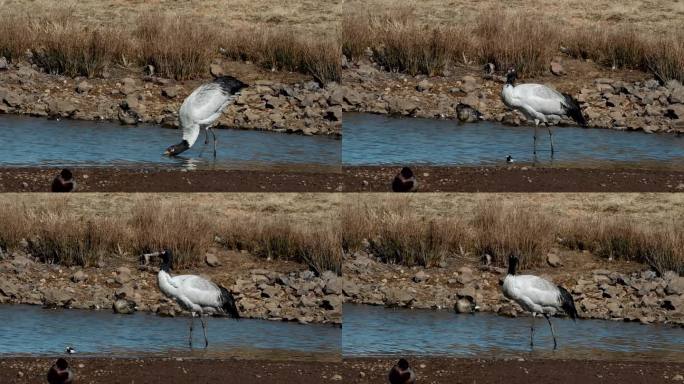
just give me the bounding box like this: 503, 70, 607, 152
388, 358, 416, 384
501, 68, 587, 155
156, 249, 240, 348
164, 76, 248, 158
506, 155, 514, 164
502, 254, 578, 349
392, 167, 418, 192
47, 358, 73, 384
64, 346, 76, 354
51, 169, 76, 192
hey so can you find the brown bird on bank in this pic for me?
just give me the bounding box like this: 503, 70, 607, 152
392, 167, 418, 192
47, 358, 74, 384
51, 169, 76, 192
388, 358, 416, 384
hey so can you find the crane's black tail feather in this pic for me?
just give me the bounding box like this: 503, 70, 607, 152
562, 93, 588, 127
218, 285, 241, 319
557, 285, 578, 321
213, 76, 248, 94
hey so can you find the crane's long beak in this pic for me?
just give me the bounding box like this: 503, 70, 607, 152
163, 149, 172, 156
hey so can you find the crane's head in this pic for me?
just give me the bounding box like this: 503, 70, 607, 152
164, 140, 190, 157
214, 75, 249, 95
507, 253, 519, 275
397, 358, 410, 370
506, 68, 517, 85
55, 358, 69, 370
160, 249, 173, 272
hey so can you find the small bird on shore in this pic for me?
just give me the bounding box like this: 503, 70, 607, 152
506, 155, 514, 163
388, 358, 416, 384
392, 167, 418, 192
501, 68, 587, 155
51, 169, 76, 192
164, 76, 248, 158
64, 346, 76, 354
156, 249, 240, 348
502, 254, 578, 349
47, 358, 73, 384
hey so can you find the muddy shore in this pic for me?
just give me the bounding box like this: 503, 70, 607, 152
0, 357, 343, 384
3, 166, 684, 192
1, 357, 681, 383
343, 357, 684, 384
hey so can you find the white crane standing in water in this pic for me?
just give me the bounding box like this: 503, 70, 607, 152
164, 76, 248, 158
502, 254, 578, 349
501, 68, 587, 155
155, 249, 240, 348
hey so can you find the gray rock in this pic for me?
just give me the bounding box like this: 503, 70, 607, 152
387, 97, 417, 116
547, 252, 562, 267
665, 276, 684, 295
383, 287, 414, 307
43, 289, 74, 308
461, 75, 479, 92
416, 79, 432, 92
0, 56, 8, 70
48, 100, 77, 117
205, 254, 221, 267
259, 284, 281, 298
321, 294, 341, 310
324, 277, 342, 295
121, 78, 137, 95
113, 299, 136, 314
667, 104, 684, 120
161, 87, 178, 99
210, 63, 223, 77
71, 270, 88, 283
550, 61, 565, 76
342, 280, 360, 297
455, 298, 474, 313
669, 84, 684, 104
76, 81, 92, 94
413, 270, 429, 283
115, 267, 132, 284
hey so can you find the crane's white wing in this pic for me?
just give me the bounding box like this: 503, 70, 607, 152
508, 274, 560, 307
512, 84, 566, 116
170, 274, 222, 307
178, 82, 237, 147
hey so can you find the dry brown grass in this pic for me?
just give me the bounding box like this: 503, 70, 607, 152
342, 195, 683, 274
0, 8, 341, 81
0, 197, 341, 274
342, 7, 684, 81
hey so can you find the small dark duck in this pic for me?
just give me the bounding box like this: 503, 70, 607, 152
51, 169, 76, 192
388, 358, 416, 384
47, 358, 74, 384
392, 167, 418, 192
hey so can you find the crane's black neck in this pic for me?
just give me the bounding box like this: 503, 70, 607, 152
507, 256, 518, 275
160, 250, 172, 272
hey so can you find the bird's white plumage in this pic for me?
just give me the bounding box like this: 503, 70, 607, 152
179, 82, 238, 147
503, 274, 561, 315
501, 83, 567, 124
158, 270, 222, 314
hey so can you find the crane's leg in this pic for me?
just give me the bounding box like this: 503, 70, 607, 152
533, 120, 539, 155
544, 314, 558, 349
204, 128, 209, 145
200, 316, 209, 348
547, 125, 554, 156
188, 314, 194, 348
209, 127, 217, 158
530, 313, 536, 348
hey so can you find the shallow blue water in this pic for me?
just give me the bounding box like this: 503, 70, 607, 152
342, 113, 684, 168
343, 304, 684, 362
0, 305, 340, 358
0, 115, 340, 170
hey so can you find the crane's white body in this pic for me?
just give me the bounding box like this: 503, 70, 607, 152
501, 83, 569, 125
179, 82, 238, 148
158, 270, 223, 315
502, 274, 562, 315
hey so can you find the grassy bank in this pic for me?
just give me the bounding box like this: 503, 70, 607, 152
0, 196, 341, 274
342, 196, 684, 274
342, 7, 684, 81
0, 9, 341, 82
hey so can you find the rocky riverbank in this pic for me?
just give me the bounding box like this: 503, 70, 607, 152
343, 249, 684, 326
0, 247, 341, 325
0, 59, 341, 136
341, 56, 684, 134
